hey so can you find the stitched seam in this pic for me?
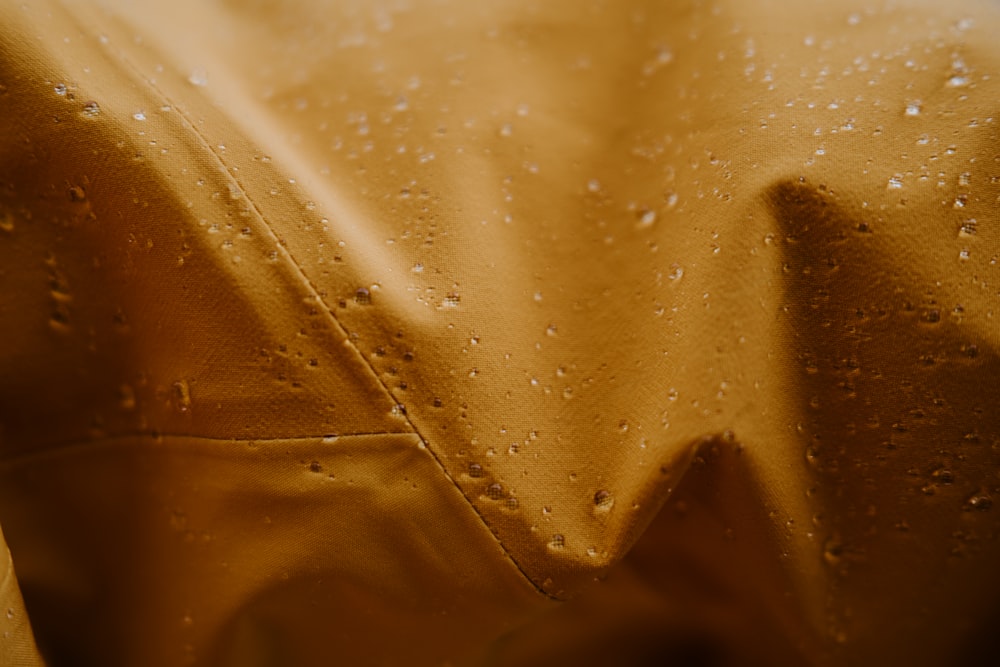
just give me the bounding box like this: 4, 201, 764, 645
0, 431, 414, 466
72, 19, 553, 600
0, 430, 422, 466
171, 118, 555, 596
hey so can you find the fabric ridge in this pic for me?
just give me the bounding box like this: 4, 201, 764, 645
2, 0, 1000, 665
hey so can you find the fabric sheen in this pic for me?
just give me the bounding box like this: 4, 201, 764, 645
2, 0, 1000, 665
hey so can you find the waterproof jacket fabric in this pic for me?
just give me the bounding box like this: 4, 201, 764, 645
2, 0, 1000, 665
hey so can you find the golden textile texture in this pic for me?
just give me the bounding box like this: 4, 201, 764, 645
2, 0, 1000, 664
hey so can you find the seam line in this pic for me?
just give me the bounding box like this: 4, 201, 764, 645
0, 430, 413, 466
73, 19, 554, 601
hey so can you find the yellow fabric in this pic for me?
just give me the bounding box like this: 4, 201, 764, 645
2, 0, 1000, 664
1, 527, 43, 667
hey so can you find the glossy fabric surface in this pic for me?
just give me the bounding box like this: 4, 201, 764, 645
2, 0, 1000, 664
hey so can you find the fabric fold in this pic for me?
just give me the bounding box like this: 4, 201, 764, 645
3, 0, 1000, 665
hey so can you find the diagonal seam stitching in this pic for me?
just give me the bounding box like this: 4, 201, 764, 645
79, 25, 555, 601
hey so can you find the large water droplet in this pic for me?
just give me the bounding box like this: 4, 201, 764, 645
81, 101, 100, 118
594, 489, 614, 510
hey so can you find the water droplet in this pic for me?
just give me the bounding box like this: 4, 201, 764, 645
587, 179, 601, 192
54, 83, 67, 96
443, 292, 461, 307
549, 534, 565, 549
118, 384, 136, 411
931, 468, 954, 485
959, 219, 978, 237
947, 75, 970, 88
468, 462, 484, 478
354, 287, 371, 304
411, 262, 424, 273
822, 538, 843, 566
636, 209, 657, 228
486, 482, 503, 500
173, 380, 191, 412
905, 101, 922, 117
887, 174, 903, 190
545, 324, 558, 337
964, 489, 993, 511
322, 434, 338, 444
81, 101, 100, 118
309, 461, 323, 473
594, 489, 614, 509
133, 111, 146, 121
67, 185, 86, 202
188, 69, 208, 87
667, 264, 684, 281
